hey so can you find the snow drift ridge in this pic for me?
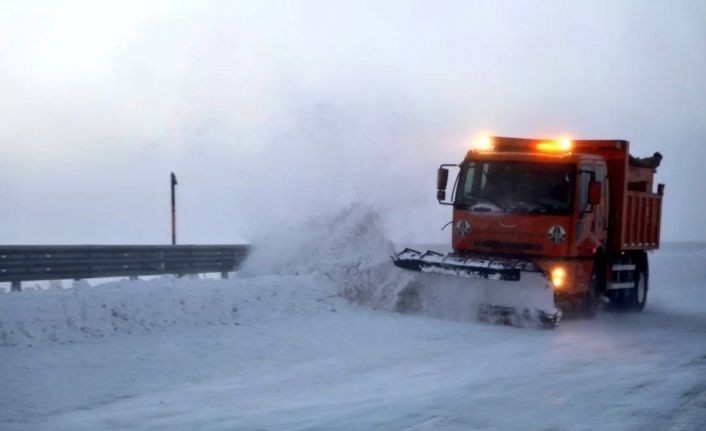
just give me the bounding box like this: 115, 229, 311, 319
0, 204, 416, 346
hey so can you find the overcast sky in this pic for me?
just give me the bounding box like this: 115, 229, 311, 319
1, 0, 705, 245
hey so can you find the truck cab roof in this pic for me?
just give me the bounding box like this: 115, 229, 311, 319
464, 150, 603, 165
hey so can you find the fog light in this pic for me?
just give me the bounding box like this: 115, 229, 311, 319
551, 267, 567, 289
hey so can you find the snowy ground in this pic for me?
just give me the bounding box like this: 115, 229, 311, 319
1, 209, 705, 430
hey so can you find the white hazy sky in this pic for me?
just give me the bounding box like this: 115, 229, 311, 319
1, 0, 705, 245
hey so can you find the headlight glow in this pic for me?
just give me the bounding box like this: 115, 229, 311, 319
550, 267, 568, 289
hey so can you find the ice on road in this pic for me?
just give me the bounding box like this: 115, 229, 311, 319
1, 207, 705, 430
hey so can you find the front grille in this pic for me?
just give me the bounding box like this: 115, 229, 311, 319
474, 240, 543, 251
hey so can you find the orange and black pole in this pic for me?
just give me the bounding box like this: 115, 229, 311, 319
171, 172, 178, 245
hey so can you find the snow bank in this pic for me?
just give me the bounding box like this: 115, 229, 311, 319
0, 274, 348, 347
0, 204, 417, 346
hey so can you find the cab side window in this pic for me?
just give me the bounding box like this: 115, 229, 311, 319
595, 162, 608, 226
462, 163, 476, 195
595, 164, 606, 191
578, 164, 594, 212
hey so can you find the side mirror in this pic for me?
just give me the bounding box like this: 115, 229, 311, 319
437, 168, 449, 202
436, 164, 457, 206
588, 181, 601, 205
437, 168, 449, 191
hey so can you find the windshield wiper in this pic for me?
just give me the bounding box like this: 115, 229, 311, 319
507, 200, 558, 214
464, 196, 505, 212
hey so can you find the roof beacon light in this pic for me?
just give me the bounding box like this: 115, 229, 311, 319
536, 138, 572, 153
473, 135, 494, 151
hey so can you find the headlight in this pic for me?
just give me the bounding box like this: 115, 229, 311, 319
550, 267, 567, 289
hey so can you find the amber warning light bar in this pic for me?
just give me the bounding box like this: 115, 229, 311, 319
471, 136, 574, 153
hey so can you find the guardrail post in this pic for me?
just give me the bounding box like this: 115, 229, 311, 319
11, 281, 21, 292
171, 172, 178, 245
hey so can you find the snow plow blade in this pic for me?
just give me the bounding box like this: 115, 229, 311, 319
391, 248, 561, 328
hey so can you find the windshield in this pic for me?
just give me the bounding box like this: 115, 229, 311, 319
455, 161, 575, 214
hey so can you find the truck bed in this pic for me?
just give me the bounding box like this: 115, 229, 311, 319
574, 140, 664, 252
622, 190, 662, 249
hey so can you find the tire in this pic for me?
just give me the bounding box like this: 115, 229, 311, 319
626, 263, 648, 312
582, 260, 604, 318
609, 253, 648, 312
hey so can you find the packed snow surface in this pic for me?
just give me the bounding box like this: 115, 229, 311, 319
1, 206, 705, 430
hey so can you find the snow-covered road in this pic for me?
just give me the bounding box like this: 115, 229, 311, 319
1, 208, 705, 430
3, 302, 706, 431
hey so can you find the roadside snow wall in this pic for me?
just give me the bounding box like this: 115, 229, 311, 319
0, 204, 417, 346
0, 274, 350, 347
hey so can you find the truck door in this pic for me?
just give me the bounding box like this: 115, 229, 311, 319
577, 163, 598, 253
594, 162, 609, 245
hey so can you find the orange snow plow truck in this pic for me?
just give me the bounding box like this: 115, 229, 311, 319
392, 136, 664, 328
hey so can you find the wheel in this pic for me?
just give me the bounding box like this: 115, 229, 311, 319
582, 260, 604, 318
607, 253, 648, 312
626, 265, 648, 311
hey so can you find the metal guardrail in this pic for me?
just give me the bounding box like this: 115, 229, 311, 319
0, 245, 250, 292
